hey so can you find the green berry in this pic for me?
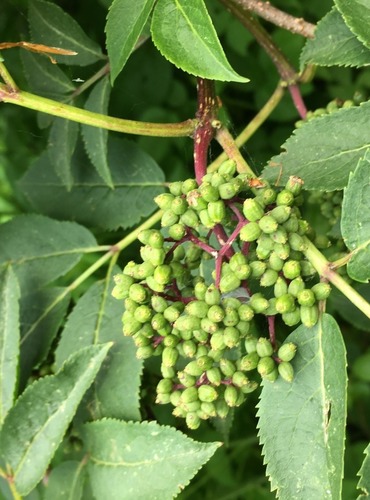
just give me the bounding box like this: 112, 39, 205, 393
136, 262, 156, 279
300, 304, 319, 327
275, 293, 296, 314
151, 313, 168, 331
270, 227, 288, 244
187, 189, 207, 211
224, 385, 239, 407
264, 367, 279, 382
278, 361, 294, 382
182, 340, 197, 358
153, 264, 172, 285
270, 205, 292, 224
249, 261, 267, 279
288, 233, 307, 252
134, 305, 152, 323
201, 318, 218, 334
161, 209, 179, 227
243, 198, 265, 222
169, 181, 183, 196
155, 392, 171, 404
250, 293, 269, 313
236, 320, 250, 336
157, 378, 173, 394
178, 371, 196, 387
163, 305, 181, 323
204, 285, 221, 306
136, 345, 154, 359
162, 347, 179, 367
223, 326, 240, 347
199, 183, 219, 202
223, 309, 240, 327
206, 367, 222, 386
244, 335, 258, 353
282, 260, 301, 280
297, 289, 316, 307
181, 386, 198, 404
278, 342, 297, 362
129, 284, 148, 304
168, 223, 186, 240
276, 189, 294, 206
174, 315, 201, 331
182, 178, 198, 194
240, 222, 262, 242
274, 276, 288, 298
288, 277, 305, 297
260, 269, 279, 287
218, 158, 237, 176
286, 176, 304, 196
257, 187, 277, 205
148, 231, 165, 249
257, 356, 276, 377
300, 261, 316, 277
232, 371, 250, 388
154, 193, 174, 209
146, 276, 165, 293
112, 273, 135, 299
259, 215, 278, 234
239, 351, 260, 371
208, 304, 225, 323
163, 334, 179, 347
282, 309, 301, 326
219, 182, 238, 199
123, 318, 142, 336
198, 385, 218, 402
238, 304, 254, 321
273, 242, 290, 260
151, 295, 168, 313
185, 300, 209, 319
201, 401, 217, 417
184, 360, 204, 377
199, 209, 214, 228
208, 200, 226, 223
219, 358, 236, 377
256, 338, 274, 357
269, 252, 284, 271
181, 209, 199, 228
219, 272, 241, 294
196, 355, 214, 371
311, 282, 331, 300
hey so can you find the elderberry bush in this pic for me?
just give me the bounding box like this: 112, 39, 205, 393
112, 160, 331, 428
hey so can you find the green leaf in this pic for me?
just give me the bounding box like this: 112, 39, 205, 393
257, 314, 347, 499
20, 50, 76, 97
335, 0, 370, 51
19, 138, 165, 230
19, 287, 70, 389
43, 461, 86, 500
262, 101, 370, 190
357, 443, 370, 498
0, 267, 20, 426
83, 419, 221, 500
81, 77, 113, 188
151, 0, 249, 83
0, 214, 97, 290
48, 118, 79, 189
55, 278, 142, 421
106, 0, 156, 84
0, 344, 111, 496
300, 7, 370, 68
28, 0, 104, 66
341, 150, 370, 282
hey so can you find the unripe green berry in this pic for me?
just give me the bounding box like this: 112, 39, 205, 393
241, 380, 259, 393
297, 288, 316, 307
270, 205, 292, 223
257, 187, 277, 205
201, 318, 218, 334
278, 342, 297, 362
243, 198, 265, 222
259, 215, 278, 234
256, 338, 274, 357
218, 158, 237, 177
210, 331, 226, 351
311, 282, 331, 300
148, 231, 165, 249
257, 356, 276, 376
168, 181, 183, 196
174, 315, 201, 331
273, 242, 290, 260
198, 385, 219, 402
300, 304, 319, 327
185, 243, 203, 263
285, 175, 304, 195
260, 269, 279, 287
181, 386, 198, 404
220, 358, 236, 377
155, 392, 171, 404
288, 233, 307, 252
240, 222, 262, 242
163, 305, 181, 323
208, 304, 225, 323
163, 334, 180, 348
232, 371, 250, 388
199, 209, 214, 228
269, 252, 284, 272
184, 360, 204, 377
134, 305, 152, 323
136, 345, 154, 359
187, 189, 207, 211
200, 401, 217, 417
137, 262, 156, 280
274, 276, 288, 298
270, 227, 288, 245
236, 320, 250, 336
157, 378, 173, 394
123, 318, 142, 336
161, 209, 179, 227
223, 309, 240, 327
182, 178, 198, 194
181, 209, 199, 228
208, 200, 226, 223
219, 272, 241, 295
250, 293, 269, 313
276, 189, 294, 206
223, 326, 240, 347
204, 284, 221, 306
145, 276, 165, 293
282, 309, 301, 326
249, 261, 267, 279
244, 335, 258, 354
256, 243, 272, 260
182, 339, 198, 358
151, 295, 168, 313
172, 406, 187, 418
178, 371, 196, 388
224, 385, 239, 407
264, 367, 279, 382
185, 300, 209, 319
275, 293, 296, 314
288, 277, 305, 297
124, 299, 138, 313
197, 355, 214, 371
141, 246, 166, 267
300, 260, 316, 276
238, 304, 255, 322
171, 196, 188, 216
154, 193, 174, 209
282, 260, 301, 280
218, 182, 238, 199
162, 366, 176, 380
151, 313, 168, 331
153, 264, 172, 285
162, 347, 179, 367
278, 361, 294, 382
283, 215, 300, 233
168, 223, 186, 240
129, 284, 148, 304
199, 182, 219, 202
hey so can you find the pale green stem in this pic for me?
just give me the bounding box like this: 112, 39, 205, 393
208, 82, 284, 172
214, 125, 255, 176
303, 238, 370, 319
0, 84, 197, 137
69, 62, 110, 100
0, 61, 18, 91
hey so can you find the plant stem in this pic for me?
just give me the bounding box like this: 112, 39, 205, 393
69, 62, 110, 100
193, 79, 219, 183
215, 126, 255, 176
230, 0, 315, 38
0, 83, 197, 137
303, 238, 370, 319
0, 61, 18, 91
208, 82, 284, 172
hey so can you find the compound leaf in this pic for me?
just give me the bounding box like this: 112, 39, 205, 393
301, 7, 370, 68
335, 0, 370, 51
257, 314, 347, 500
81, 77, 113, 188
19, 138, 165, 230
357, 443, 370, 499
0, 267, 20, 426
0, 215, 97, 291
83, 419, 221, 500
43, 460, 86, 500
341, 149, 370, 282
48, 118, 79, 189
151, 0, 248, 83
55, 278, 142, 421
28, 0, 104, 65
106, 0, 156, 84
0, 344, 111, 496
262, 100, 370, 190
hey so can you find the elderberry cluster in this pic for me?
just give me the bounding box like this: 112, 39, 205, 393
112, 160, 331, 428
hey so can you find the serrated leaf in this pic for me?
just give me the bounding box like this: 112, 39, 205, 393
151, 0, 248, 83
0, 344, 111, 496
0, 267, 20, 426
106, 0, 156, 84
19, 287, 70, 389
48, 118, 79, 189
43, 460, 86, 500
341, 150, 370, 282
0, 214, 97, 291
83, 419, 221, 500
55, 278, 141, 421
81, 77, 113, 187
357, 443, 370, 498
257, 314, 347, 499
28, 0, 104, 66
21, 50, 76, 97
19, 138, 165, 230
335, 0, 370, 51
262, 100, 370, 190
300, 7, 370, 69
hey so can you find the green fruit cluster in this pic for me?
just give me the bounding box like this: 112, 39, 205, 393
112, 160, 331, 428
295, 98, 355, 128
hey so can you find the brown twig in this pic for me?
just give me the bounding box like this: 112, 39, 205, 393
231, 0, 315, 38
